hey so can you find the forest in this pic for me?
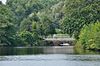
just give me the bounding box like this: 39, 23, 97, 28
0, 0, 100, 50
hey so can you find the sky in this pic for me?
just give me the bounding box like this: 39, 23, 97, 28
0, 0, 7, 4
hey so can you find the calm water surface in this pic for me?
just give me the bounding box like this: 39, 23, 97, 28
0, 46, 100, 66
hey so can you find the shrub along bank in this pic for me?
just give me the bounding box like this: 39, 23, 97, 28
76, 22, 100, 50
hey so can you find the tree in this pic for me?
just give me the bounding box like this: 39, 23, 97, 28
0, 4, 15, 46
19, 31, 36, 46
60, 0, 100, 38
76, 22, 100, 50
38, 13, 56, 36
7, 0, 44, 26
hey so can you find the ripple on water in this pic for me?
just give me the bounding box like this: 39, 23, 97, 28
0, 54, 100, 61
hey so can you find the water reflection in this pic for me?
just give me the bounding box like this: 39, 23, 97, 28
0, 47, 44, 55
0, 47, 100, 66
0, 46, 100, 56
74, 47, 100, 55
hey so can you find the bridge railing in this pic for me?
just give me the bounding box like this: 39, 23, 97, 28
46, 34, 71, 38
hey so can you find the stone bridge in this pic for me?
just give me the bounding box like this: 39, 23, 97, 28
43, 38, 75, 46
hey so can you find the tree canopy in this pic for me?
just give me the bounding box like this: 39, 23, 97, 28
0, 0, 99, 47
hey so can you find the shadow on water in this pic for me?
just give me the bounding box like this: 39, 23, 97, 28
0, 46, 100, 56
74, 47, 100, 55
0, 47, 44, 56
0, 46, 75, 56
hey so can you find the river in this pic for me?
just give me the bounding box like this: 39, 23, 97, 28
0, 46, 100, 66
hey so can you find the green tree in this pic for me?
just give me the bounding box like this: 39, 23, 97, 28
19, 31, 36, 46
60, 0, 100, 38
7, 0, 44, 26
76, 22, 100, 50
38, 13, 56, 36
0, 4, 15, 46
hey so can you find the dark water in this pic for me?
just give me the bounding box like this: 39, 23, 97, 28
0, 46, 100, 66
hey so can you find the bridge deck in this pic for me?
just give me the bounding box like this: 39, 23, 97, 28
44, 38, 75, 41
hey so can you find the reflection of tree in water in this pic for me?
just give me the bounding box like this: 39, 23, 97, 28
16, 47, 44, 55
0, 47, 14, 55
26, 47, 44, 54
0, 47, 44, 55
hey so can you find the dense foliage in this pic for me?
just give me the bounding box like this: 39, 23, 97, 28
76, 22, 100, 50
61, 0, 100, 38
0, 4, 16, 46
0, 0, 100, 48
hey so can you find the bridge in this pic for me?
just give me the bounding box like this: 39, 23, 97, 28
43, 37, 75, 46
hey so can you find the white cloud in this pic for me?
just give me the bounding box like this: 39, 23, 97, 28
0, 0, 7, 4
